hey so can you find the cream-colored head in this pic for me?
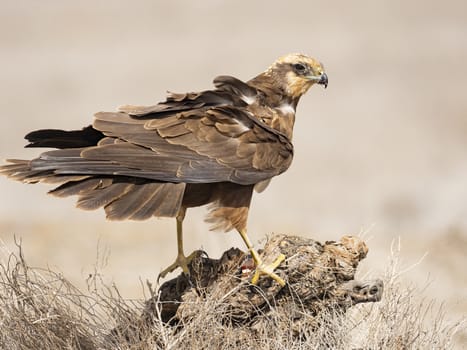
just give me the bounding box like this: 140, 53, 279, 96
266, 53, 328, 99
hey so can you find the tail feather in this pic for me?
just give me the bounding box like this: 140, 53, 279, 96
25, 125, 104, 149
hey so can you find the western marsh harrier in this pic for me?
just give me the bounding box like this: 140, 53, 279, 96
1, 53, 328, 286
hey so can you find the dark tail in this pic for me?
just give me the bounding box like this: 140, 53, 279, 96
25, 125, 104, 149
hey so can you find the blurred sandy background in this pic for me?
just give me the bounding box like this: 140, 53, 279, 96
0, 0, 466, 342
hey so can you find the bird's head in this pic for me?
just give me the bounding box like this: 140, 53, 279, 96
266, 53, 328, 100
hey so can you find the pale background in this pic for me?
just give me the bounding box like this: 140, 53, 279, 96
0, 0, 466, 343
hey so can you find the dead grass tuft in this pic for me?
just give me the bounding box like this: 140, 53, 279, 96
0, 237, 464, 350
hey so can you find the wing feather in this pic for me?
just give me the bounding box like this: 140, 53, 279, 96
20, 76, 293, 186
92, 106, 293, 184
76, 182, 131, 210
103, 183, 155, 220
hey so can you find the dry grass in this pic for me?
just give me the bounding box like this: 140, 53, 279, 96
0, 238, 464, 350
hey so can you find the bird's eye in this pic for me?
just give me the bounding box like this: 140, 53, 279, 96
293, 63, 307, 74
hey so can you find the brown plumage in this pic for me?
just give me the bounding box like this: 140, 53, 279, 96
1, 53, 328, 285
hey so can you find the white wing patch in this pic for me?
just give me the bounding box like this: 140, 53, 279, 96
278, 104, 295, 115
235, 118, 251, 133
241, 94, 256, 105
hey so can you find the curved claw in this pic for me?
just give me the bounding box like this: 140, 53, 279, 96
158, 250, 205, 281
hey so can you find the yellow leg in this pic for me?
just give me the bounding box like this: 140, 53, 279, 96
238, 229, 286, 286
159, 208, 200, 279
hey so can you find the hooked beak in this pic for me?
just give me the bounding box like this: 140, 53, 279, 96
317, 73, 328, 88
307, 72, 328, 88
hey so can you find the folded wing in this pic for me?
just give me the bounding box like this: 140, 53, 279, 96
32, 105, 293, 185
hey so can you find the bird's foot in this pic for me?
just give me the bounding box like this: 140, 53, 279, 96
158, 250, 205, 281
250, 251, 286, 287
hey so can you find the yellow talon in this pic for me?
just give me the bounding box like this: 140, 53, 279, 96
158, 250, 202, 279
239, 229, 286, 286
251, 253, 286, 286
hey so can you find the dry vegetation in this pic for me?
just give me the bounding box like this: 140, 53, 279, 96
0, 236, 464, 350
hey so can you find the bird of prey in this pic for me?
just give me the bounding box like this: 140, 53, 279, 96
1, 53, 327, 286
